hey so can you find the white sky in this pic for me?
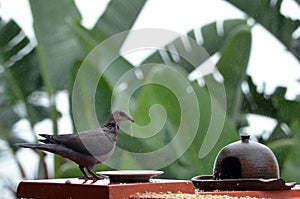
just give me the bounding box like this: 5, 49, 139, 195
0, 0, 300, 180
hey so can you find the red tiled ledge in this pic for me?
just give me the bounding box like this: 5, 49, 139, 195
16, 178, 300, 199
16, 178, 194, 199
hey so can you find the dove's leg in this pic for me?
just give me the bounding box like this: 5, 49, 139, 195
78, 165, 91, 180
86, 166, 108, 181
86, 166, 99, 178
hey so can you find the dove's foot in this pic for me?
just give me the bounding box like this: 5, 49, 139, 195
78, 175, 108, 182
78, 176, 92, 180
78, 165, 109, 182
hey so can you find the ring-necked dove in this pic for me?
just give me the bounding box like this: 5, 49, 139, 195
17, 110, 134, 180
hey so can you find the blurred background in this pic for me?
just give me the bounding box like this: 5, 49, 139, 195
0, 0, 299, 198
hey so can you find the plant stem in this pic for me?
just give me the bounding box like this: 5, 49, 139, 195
14, 152, 26, 178
49, 95, 63, 178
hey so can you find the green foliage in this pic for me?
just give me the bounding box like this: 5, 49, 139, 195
242, 76, 300, 181
0, 0, 299, 190
0, 18, 50, 181
216, 24, 251, 123
29, 0, 83, 91
0, 18, 49, 142
282, 121, 300, 181
225, 0, 300, 61
92, 0, 147, 39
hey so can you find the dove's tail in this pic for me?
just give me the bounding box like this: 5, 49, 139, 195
16, 143, 96, 167
15, 143, 66, 155
16, 143, 42, 149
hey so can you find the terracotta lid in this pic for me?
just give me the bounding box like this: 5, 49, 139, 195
213, 134, 279, 179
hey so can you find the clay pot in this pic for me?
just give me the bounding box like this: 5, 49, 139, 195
213, 135, 279, 179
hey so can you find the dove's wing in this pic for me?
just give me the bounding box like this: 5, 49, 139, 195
78, 130, 115, 157
39, 128, 115, 156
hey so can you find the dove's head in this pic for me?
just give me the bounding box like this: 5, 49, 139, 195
109, 110, 134, 126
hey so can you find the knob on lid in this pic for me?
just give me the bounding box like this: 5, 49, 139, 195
240, 134, 250, 143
